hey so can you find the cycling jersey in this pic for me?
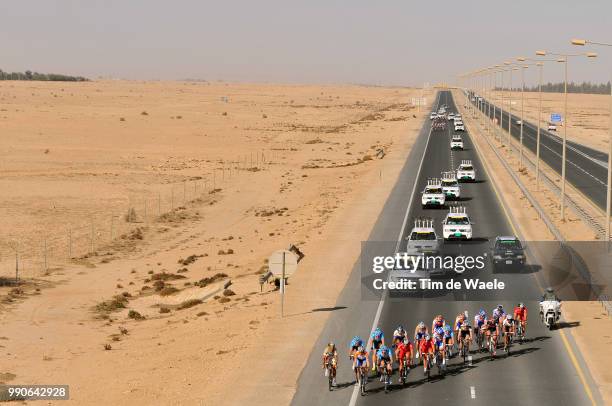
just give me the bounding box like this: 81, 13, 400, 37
415, 329, 427, 341
419, 339, 434, 354
459, 327, 471, 338
514, 307, 527, 320
377, 350, 392, 362
397, 342, 412, 360
474, 315, 485, 327
485, 320, 497, 332
355, 352, 368, 367
503, 319, 514, 332
433, 336, 444, 350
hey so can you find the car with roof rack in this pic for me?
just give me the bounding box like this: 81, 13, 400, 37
441, 171, 460, 200
456, 160, 476, 182
421, 178, 446, 208
442, 206, 473, 240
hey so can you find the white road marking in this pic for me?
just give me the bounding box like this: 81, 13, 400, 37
347, 91, 441, 406
470, 386, 476, 399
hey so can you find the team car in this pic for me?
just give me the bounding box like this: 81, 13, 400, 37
440, 171, 461, 200
454, 121, 465, 131
430, 112, 438, 120
456, 160, 476, 182
447, 113, 455, 121
442, 206, 473, 240
450, 135, 464, 150
490, 236, 526, 272
421, 178, 446, 208
406, 218, 440, 255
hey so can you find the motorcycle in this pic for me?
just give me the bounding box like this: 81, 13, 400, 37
540, 300, 561, 330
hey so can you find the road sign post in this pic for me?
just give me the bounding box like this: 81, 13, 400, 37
268, 249, 298, 318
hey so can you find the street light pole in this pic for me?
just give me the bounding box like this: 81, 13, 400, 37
572, 38, 612, 239
537, 62, 543, 190
520, 65, 526, 168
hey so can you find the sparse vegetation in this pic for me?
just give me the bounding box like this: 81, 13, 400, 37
128, 310, 145, 320
177, 299, 203, 310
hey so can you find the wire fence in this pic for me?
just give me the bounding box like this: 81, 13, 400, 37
0, 149, 280, 283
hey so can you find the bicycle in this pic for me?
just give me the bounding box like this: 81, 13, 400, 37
503, 330, 514, 356
379, 361, 391, 393
399, 357, 409, 386
325, 359, 336, 391
422, 352, 432, 379
460, 336, 470, 364
435, 349, 445, 376
516, 321, 525, 344
487, 333, 497, 359
357, 365, 368, 396
476, 327, 485, 351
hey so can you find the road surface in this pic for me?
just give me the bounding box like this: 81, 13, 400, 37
291, 91, 602, 405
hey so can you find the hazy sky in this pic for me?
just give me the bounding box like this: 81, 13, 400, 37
1, 0, 611, 86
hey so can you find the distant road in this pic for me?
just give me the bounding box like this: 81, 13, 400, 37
469, 93, 608, 211
291, 91, 602, 405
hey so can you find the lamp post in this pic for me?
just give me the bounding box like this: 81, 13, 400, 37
572, 38, 612, 239
536, 50, 597, 221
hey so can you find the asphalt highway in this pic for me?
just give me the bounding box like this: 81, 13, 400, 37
291, 91, 602, 405
468, 92, 608, 211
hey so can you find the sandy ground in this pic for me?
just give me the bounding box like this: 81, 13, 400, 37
0, 80, 430, 405
457, 92, 612, 404
490, 90, 611, 153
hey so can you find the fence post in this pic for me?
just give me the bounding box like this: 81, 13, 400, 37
43, 237, 47, 273
144, 199, 147, 223
68, 228, 72, 259
183, 181, 186, 205
15, 249, 18, 282
90, 220, 95, 253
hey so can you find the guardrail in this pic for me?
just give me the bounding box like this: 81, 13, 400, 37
457, 91, 611, 317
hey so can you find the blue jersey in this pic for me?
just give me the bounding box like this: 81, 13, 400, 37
350, 337, 363, 348
371, 330, 384, 342
377, 349, 392, 361
444, 330, 453, 339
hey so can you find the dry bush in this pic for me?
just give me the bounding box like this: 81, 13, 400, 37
159, 286, 179, 296
159, 307, 171, 314
177, 299, 203, 310
95, 295, 128, 314
195, 273, 228, 288
128, 310, 145, 320
223, 289, 236, 297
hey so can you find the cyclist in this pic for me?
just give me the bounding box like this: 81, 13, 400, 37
443, 324, 454, 358
458, 319, 472, 355
492, 304, 506, 331
502, 313, 516, 352
392, 325, 407, 359
419, 334, 435, 375
414, 321, 428, 360
454, 312, 466, 338
432, 314, 446, 334
513, 303, 528, 339
377, 345, 393, 384
322, 342, 338, 386
432, 326, 446, 365
369, 327, 385, 372
396, 338, 413, 378
349, 336, 364, 360
483, 316, 499, 355
352, 345, 369, 384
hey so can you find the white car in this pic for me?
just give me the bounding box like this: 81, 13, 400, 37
457, 160, 476, 182
442, 207, 473, 240
454, 122, 465, 131
447, 113, 455, 121
450, 136, 464, 150
441, 172, 461, 200
430, 112, 437, 120
515, 119, 523, 125
421, 179, 446, 208
548, 124, 557, 131
406, 219, 440, 255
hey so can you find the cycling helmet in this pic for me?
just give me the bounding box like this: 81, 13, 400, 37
506, 314, 513, 320
403, 338, 410, 345
357, 345, 364, 352
519, 303, 525, 308
424, 334, 431, 340
373, 328, 383, 339
497, 304, 503, 310
479, 309, 486, 317
443, 324, 452, 332
380, 345, 389, 353
418, 321, 425, 328
396, 326, 405, 334
328, 341, 335, 348
436, 314, 443, 320
546, 287, 554, 293
463, 320, 471, 327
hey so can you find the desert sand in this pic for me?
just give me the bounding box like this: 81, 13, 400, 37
490, 90, 610, 153
0, 80, 429, 404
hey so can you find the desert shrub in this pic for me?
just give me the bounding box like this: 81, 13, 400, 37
128, 310, 145, 320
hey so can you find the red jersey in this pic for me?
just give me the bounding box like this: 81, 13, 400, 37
419, 338, 434, 354
514, 306, 527, 320
397, 342, 413, 359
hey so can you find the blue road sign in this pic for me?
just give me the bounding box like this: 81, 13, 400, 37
551, 113, 562, 123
